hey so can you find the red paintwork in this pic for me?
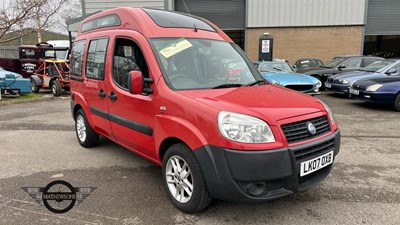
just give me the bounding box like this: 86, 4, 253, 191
71, 7, 338, 166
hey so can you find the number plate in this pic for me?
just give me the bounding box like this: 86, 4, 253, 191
300, 151, 334, 177
349, 88, 359, 95
325, 82, 332, 88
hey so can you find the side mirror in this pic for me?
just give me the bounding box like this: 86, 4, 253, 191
128, 70, 143, 94
338, 65, 346, 70
385, 68, 397, 75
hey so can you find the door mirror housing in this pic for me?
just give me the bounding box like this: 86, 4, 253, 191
385, 68, 397, 75
337, 65, 346, 70
128, 70, 143, 94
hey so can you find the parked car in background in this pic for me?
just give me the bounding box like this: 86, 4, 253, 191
294, 58, 324, 70
350, 76, 400, 111
254, 61, 322, 95
0, 67, 30, 95
297, 56, 383, 90
325, 59, 400, 95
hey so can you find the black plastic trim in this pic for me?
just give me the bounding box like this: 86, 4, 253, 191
193, 129, 340, 202
89, 106, 153, 136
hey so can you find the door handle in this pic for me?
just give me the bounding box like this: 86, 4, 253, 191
108, 91, 117, 102
97, 89, 106, 99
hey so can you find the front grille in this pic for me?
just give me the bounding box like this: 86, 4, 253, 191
281, 116, 331, 144
284, 84, 313, 91
293, 138, 335, 161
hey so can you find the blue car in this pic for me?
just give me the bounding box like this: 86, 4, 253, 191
350, 76, 400, 111
254, 61, 321, 95
325, 59, 400, 95
0, 67, 31, 95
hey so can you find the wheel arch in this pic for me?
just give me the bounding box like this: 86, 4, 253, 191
155, 115, 210, 163
30, 75, 42, 85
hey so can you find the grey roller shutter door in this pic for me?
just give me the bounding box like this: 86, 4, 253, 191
365, 0, 400, 35
174, 0, 245, 30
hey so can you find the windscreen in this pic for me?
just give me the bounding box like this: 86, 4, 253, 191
258, 62, 293, 73
151, 38, 262, 90
360, 60, 395, 72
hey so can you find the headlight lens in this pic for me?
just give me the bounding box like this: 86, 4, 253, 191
272, 81, 280, 85
323, 73, 333, 76
218, 111, 275, 143
338, 79, 349, 84
316, 81, 322, 88
366, 84, 383, 92
319, 100, 336, 125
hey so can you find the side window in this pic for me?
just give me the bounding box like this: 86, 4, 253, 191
86, 38, 108, 79
112, 38, 149, 90
71, 40, 86, 76
342, 58, 362, 69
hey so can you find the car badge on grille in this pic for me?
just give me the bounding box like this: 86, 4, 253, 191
307, 122, 317, 135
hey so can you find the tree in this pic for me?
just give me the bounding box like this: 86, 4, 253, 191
0, 0, 43, 43
31, 0, 69, 43
0, 0, 68, 44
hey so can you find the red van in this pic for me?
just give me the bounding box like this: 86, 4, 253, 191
70, 8, 340, 213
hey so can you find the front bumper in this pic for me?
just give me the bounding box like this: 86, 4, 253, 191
351, 90, 395, 104
193, 130, 340, 202
325, 82, 350, 93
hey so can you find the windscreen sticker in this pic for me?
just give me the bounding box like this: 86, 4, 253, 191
159, 38, 192, 58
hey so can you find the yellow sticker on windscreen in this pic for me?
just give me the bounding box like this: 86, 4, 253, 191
160, 39, 192, 58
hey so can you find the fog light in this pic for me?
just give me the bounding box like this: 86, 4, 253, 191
245, 182, 267, 196
365, 95, 370, 99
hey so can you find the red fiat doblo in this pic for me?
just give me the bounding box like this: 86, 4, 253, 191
70, 8, 340, 213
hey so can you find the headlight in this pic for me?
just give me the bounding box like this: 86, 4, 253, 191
218, 111, 275, 143
272, 81, 280, 85
339, 79, 349, 84
366, 84, 383, 92
316, 81, 322, 88
323, 73, 333, 77
319, 100, 336, 125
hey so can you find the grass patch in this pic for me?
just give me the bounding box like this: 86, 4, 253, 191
0, 93, 42, 105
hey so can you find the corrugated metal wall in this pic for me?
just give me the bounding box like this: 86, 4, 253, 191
247, 0, 366, 27
83, 0, 165, 14
174, 0, 245, 30
365, 0, 400, 35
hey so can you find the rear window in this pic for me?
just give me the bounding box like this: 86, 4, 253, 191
142, 8, 216, 32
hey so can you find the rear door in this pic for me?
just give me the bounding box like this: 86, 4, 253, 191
72, 37, 113, 138
106, 32, 157, 159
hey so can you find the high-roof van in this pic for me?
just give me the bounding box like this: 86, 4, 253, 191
70, 7, 340, 213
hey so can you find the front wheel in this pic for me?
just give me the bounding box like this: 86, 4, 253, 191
162, 143, 212, 213
50, 79, 62, 96
393, 93, 400, 112
75, 109, 99, 147
30, 78, 40, 93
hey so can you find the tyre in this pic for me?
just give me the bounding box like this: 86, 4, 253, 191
50, 79, 62, 96
30, 78, 40, 93
393, 93, 400, 112
75, 109, 99, 147
162, 143, 212, 213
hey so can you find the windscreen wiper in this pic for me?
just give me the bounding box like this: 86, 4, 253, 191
212, 83, 243, 89
245, 80, 266, 86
